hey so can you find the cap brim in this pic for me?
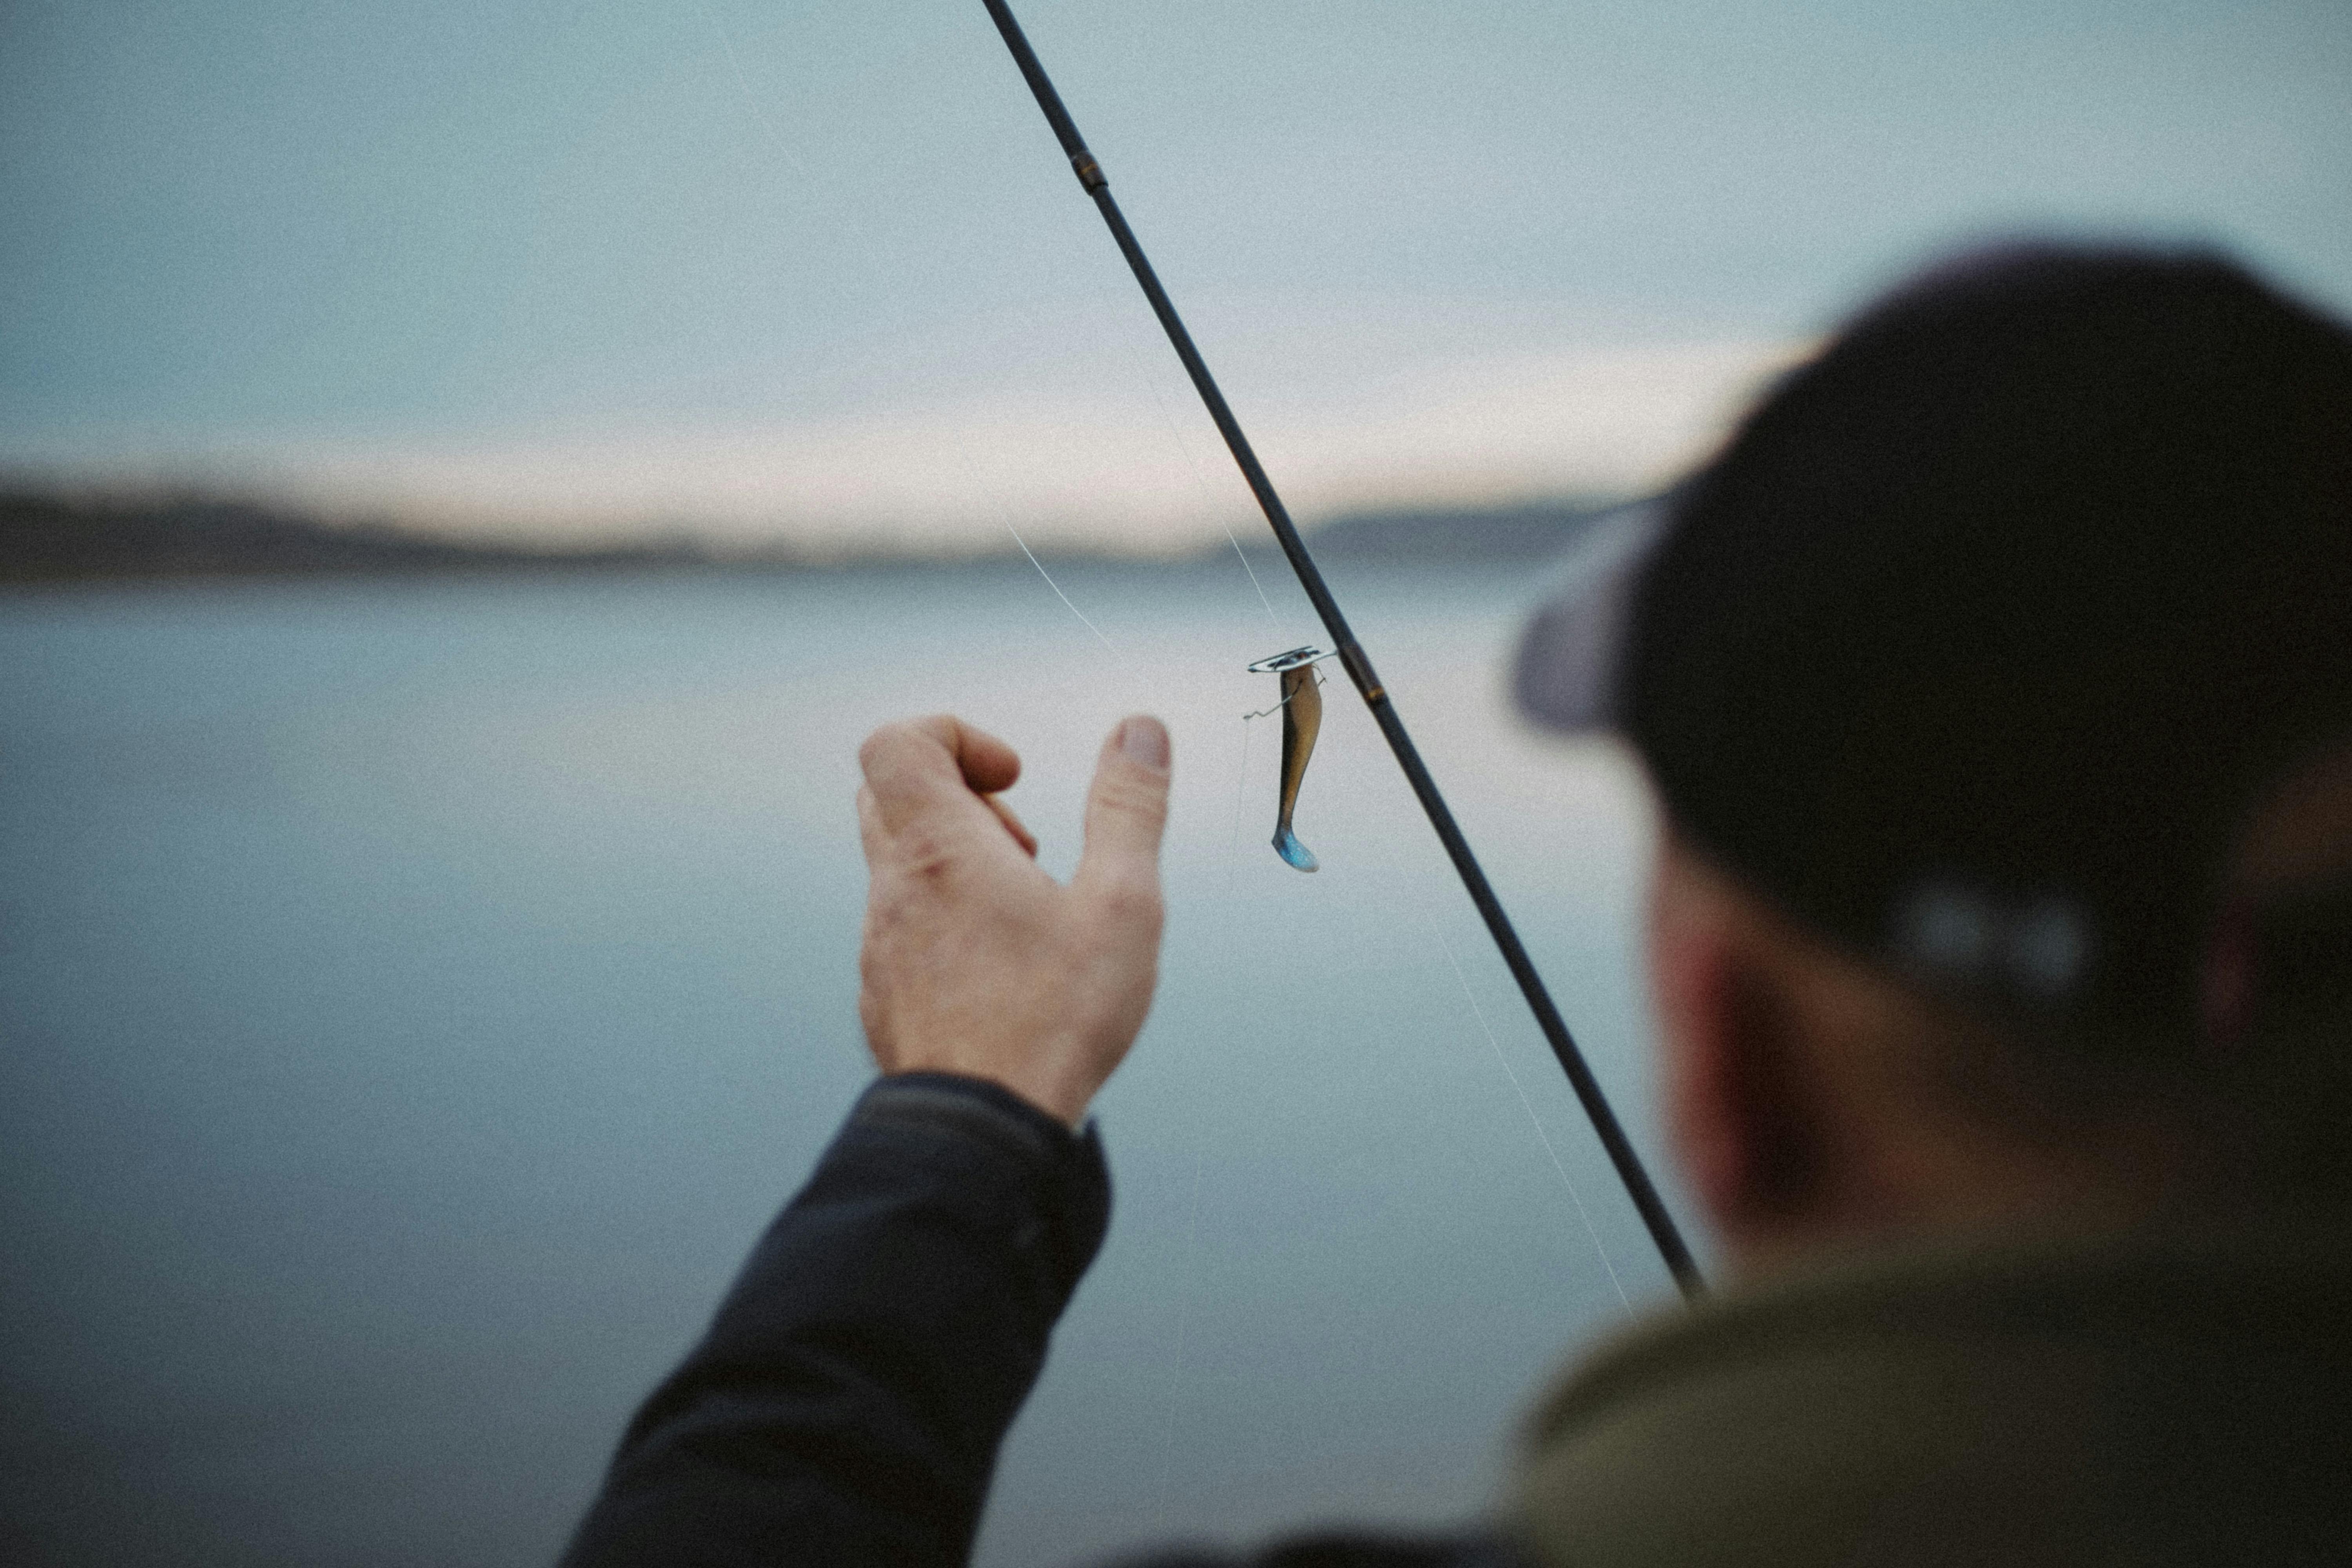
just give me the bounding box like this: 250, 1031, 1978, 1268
1512, 498, 1670, 733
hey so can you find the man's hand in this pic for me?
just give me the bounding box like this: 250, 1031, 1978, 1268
855, 713, 1172, 1127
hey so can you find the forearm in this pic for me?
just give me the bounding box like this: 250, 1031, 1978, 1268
560, 1073, 1111, 1568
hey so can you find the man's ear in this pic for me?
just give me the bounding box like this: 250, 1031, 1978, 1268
1649, 852, 1828, 1257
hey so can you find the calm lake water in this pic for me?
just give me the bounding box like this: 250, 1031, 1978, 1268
0, 558, 1702, 1567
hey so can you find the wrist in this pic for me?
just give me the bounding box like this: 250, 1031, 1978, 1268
871, 1069, 1091, 1142
875, 1029, 1109, 1130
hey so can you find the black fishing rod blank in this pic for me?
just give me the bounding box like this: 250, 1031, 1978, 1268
976, 0, 1702, 1299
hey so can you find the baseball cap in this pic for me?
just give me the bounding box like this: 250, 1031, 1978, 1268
1515, 244, 2352, 1057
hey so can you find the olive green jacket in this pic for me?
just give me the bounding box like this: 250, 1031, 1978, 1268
1512, 1219, 2352, 1566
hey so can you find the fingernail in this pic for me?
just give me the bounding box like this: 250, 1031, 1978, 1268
1120, 716, 1170, 768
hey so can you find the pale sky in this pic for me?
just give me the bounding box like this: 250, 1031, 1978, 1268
4, 0, 2348, 551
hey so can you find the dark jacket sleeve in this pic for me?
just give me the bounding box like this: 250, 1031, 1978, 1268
559, 1071, 1112, 1568
558, 1071, 1523, 1568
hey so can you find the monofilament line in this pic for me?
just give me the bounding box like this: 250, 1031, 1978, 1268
1082, 269, 1284, 634
703, 7, 1139, 684
1153, 1142, 1209, 1532
1170, 413, 1283, 630
1137, 368, 1282, 630
701, 2, 810, 178
1224, 715, 1256, 897
1434, 924, 1632, 1314
1004, 519, 1123, 664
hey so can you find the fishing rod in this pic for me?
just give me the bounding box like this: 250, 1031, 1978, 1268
976, 0, 1702, 1299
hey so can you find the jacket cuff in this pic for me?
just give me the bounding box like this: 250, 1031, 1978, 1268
847, 1071, 1112, 1309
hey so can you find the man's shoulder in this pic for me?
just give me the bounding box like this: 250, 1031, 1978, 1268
1098, 1530, 1522, 1568
1513, 1218, 2352, 1566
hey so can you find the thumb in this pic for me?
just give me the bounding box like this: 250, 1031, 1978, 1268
1075, 715, 1171, 903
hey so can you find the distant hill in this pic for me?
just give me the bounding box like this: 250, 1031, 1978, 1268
1279, 495, 1633, 563
0, 492, 706, 582
0, 488, 1645, 582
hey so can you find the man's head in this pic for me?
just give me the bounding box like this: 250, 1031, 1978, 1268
1517, 243, 2352, 1273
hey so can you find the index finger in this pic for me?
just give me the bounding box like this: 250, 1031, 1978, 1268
857, 715, 1024, 835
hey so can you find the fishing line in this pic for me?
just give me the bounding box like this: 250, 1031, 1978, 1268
699, 1, 810, 178
1171, 426, 1283, 632
1223, 711, 1255, 897
1000, 506, 1129, 668
700, 2, 1156, 685
1227, 530, 1281, 630
701, 1, 1282, 761
1152, 1140, 1209, 1533
697, 3, 1273, 707
1430, 922, 1632, 1314
1085, 272, 1284, 633
1139, 367, 1283, 632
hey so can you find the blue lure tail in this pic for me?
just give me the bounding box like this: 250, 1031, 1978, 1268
1273, 824, 1319, 872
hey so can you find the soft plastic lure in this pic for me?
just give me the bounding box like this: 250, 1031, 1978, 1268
1247, 646, 1332, 871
